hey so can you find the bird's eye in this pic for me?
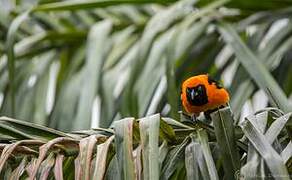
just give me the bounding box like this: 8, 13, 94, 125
186, 84, 208, 106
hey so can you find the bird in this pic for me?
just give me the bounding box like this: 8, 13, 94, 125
181, 74, 229, 118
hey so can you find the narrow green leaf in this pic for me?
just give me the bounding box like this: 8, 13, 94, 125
104, 155, 121, 180
185, 136, 200, 180
162, 117, 193, 129
159, 141, 169, 171
281, 142, 292, 164
259, 22, 292, 61
145, 76, 167, 116
139, 114, 160, 180
32, 66, 50, 125
93, 136, 114, 180
211, 107, 240, 179
194, 142, 209, 180
5, 10, 31, 116
197, 129, 219, 180
103, 26, 137, 70
33, 0, 168, 12
159, 119, 176, 143
160, 137, 189, 180
265, 113, 291, 143
240, 112, 268, 179
0, 117, 75, 140
113, 118, 136, 180
231, 80, 254, 121
0, 123, 35, 140
49, 70, 83, 131
241, 145, 261, 179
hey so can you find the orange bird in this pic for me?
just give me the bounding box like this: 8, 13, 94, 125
181, 74, 229, 117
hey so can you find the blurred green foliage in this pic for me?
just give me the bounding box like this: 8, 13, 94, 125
0, 0, 291, 131
0, 1, 292, 179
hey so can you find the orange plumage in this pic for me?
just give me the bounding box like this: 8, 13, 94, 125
181, 74, 229, 116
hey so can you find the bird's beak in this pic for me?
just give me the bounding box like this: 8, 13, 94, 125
190, 89, 197, 100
